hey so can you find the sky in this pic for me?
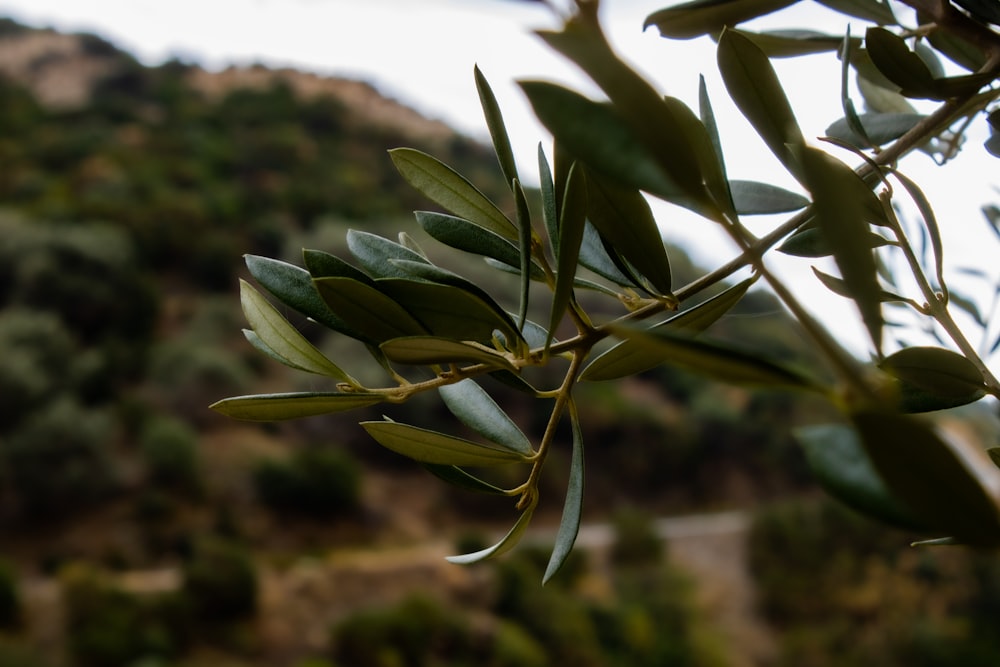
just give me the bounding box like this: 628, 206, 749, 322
0, 0, 997, 358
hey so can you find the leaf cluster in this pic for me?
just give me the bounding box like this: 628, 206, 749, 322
217, 0, 1000, 576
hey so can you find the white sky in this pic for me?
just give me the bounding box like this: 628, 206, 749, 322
1, 0, 997, 359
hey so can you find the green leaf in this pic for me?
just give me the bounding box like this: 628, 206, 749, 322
519, 81, 688, 207
923, 15, 988, 72
239, 279, 355, 383
865, 27, 935, 95
582, 276, 756, 381
817, 0, 896, 23
415, 211, 525, 268
734, 29, 858, 58
422, 464, 508, 494
377, 278, 520, 344
245, 254, 357, 335
796, 423, 927, 530
825, 112, 925, 146
302, 249, 371, 282
388, 259, 520, 338
717, 28, 806, 181
538, 143, 560, 256
475, 64, 519, 190
379, 336, 517, 371
699, 75, 731, 203
799, 147, 884, 351
440, 379, 534, 456
812, 267, 912, 306
514, 178, 532, 329
210, 392, 383, 421
643, 0, 799, 40
362, 420, 529, 467
606, 324, 823, 391
535, 14, 719, 217
865, 27, 993, 99
347, 229, 430, 279
852, 411, 1000, 544
543, 399, 585, 583
389, 147, 517, 240
879, 346, 986, 398
548, 162, 588, 348
585, 173, 673, 296
446, 507, 536, 564
729, 180, 808, 214
313, 276, 426, 343
779, 229, 892, 258
578, 221, 636, 287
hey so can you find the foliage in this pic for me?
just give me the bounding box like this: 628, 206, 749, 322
749, 498, 1000, 666
139, 416, 202, 494
329, 547, 714, 667
61, 564, 189, 667
181, 538, 258, 623
253, 446, 361, 518
216, 0, 1000, 576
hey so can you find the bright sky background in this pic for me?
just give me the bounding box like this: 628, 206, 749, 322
1, 0, 998, 358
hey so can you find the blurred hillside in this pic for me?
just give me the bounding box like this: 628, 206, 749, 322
1, 15, 998, 667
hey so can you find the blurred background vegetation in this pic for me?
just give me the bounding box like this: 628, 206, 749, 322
0, 15, 997, 667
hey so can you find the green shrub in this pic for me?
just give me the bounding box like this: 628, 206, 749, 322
253, 447, 361, 518
330, 594, 475, 667
3, 397, 118, 519
0, 561, 20, 629
139, 416, 201, 493
182, 538, 257, 622
61, 564, 187, 667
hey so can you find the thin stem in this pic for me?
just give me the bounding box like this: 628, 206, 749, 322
883, 205, 1000, 394
516, 348, 586, 510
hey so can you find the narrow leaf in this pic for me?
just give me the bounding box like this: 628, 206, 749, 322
440, 379, 534, 456
779, 229, 892, 258
812, 267, 913, 305
519, 81, 688, 206
816, 0, 896, 24
879, 346, 986, 397
535, 13, 719, 216
825, 112, 925, 146
475, 64, 519, 189
796, 423, 926, 530
852, 411, 1000, 544
717, 28, 806, 181
423, 464, 508, 494
543, 399, 585, 583
379, 336, 517, 371
799, 147, 883, 352
607, 325, 824, 391
585, 173, 672, 295
643, 0, 799, 40
347, 229, 430, 279
362, 421, 529, 467
415, 211, 525, 268
378, 278, 520, 344
245, 254, 356, 335
240, 280, 354, 382
210, 392, 383, 421
514, 178, 532, 329
538, 143, 560, 255
729, 180, 808, 215
578, 220, 637, 287
548, 162, 588, 347
390, 147, 517, 240
734, 29, 859, 57
313, 276, 426, 343
582, 276, 756, 381
446, 508, 536, 564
